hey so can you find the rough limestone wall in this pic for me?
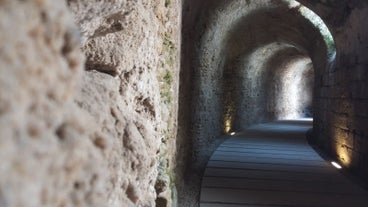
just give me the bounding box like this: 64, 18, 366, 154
312, 1, 368, 183
0, 0, 181, 206
0, 1, 107, 206
67, 0, 181, 206
176, 0, 208, 206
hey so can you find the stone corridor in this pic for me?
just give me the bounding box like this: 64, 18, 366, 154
1, 0, 368, 206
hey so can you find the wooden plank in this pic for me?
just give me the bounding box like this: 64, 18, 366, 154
214, 147, 318, 156
204, 167, 350, 184
201, 188, 368, 207
225, 138, 308, 144
218, 145, 314, 153
212, 151, 323, 161
209, 155, 327, 166
206, 160, 335, 174
202, 177, 368, 195
201, 203, 300, 207
201, 202, 308, 207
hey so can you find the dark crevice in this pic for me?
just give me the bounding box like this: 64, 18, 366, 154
91, 11, 131, 39
85, 61, 119, 77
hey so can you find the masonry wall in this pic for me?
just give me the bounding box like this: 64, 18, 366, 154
309, 0, 368, 183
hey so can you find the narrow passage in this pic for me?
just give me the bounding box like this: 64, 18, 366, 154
200, 119, 368, 207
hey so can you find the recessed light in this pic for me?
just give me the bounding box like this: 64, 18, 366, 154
230, 132, 236, 136
331, 161, 342, 169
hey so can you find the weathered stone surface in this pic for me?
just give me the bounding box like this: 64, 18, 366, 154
2, 0, 368, 206
0, 0, 180, 206
68, 0, 181, 206
0, 1, 107, 206
313, 1, 368, 183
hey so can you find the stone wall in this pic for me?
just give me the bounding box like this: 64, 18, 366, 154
0, 0, 181, 206
0, 1, 105, 206
1, 0, 368, 206
310, 0, 368, 183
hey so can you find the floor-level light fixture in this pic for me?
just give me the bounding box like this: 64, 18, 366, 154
331, 161, 342, 169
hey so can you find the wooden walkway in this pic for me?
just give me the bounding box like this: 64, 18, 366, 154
200, 119, 368, 207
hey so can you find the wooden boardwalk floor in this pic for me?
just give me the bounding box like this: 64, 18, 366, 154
200, 119, 368, 207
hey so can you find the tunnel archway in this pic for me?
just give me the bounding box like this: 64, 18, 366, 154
194, 1, 336, 135
178, 0, 336, 206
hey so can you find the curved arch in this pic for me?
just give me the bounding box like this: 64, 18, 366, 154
227, 44, 312, 131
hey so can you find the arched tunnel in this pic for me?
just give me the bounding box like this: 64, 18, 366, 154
178, 0, 367, 206
1, 0, 368, 206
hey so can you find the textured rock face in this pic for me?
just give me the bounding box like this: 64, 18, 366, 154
68, 0, 181, 205
311, 0, 368, 183
0, 1, 107, 206
0, 0, 180, 206
2, 0, 368, 206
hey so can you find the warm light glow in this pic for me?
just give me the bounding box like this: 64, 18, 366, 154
224, 119, 231, 134
336, 145, 351, 166
331, 161, 342, 169
230, 132, 236, 136
334, 129, 352, 166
